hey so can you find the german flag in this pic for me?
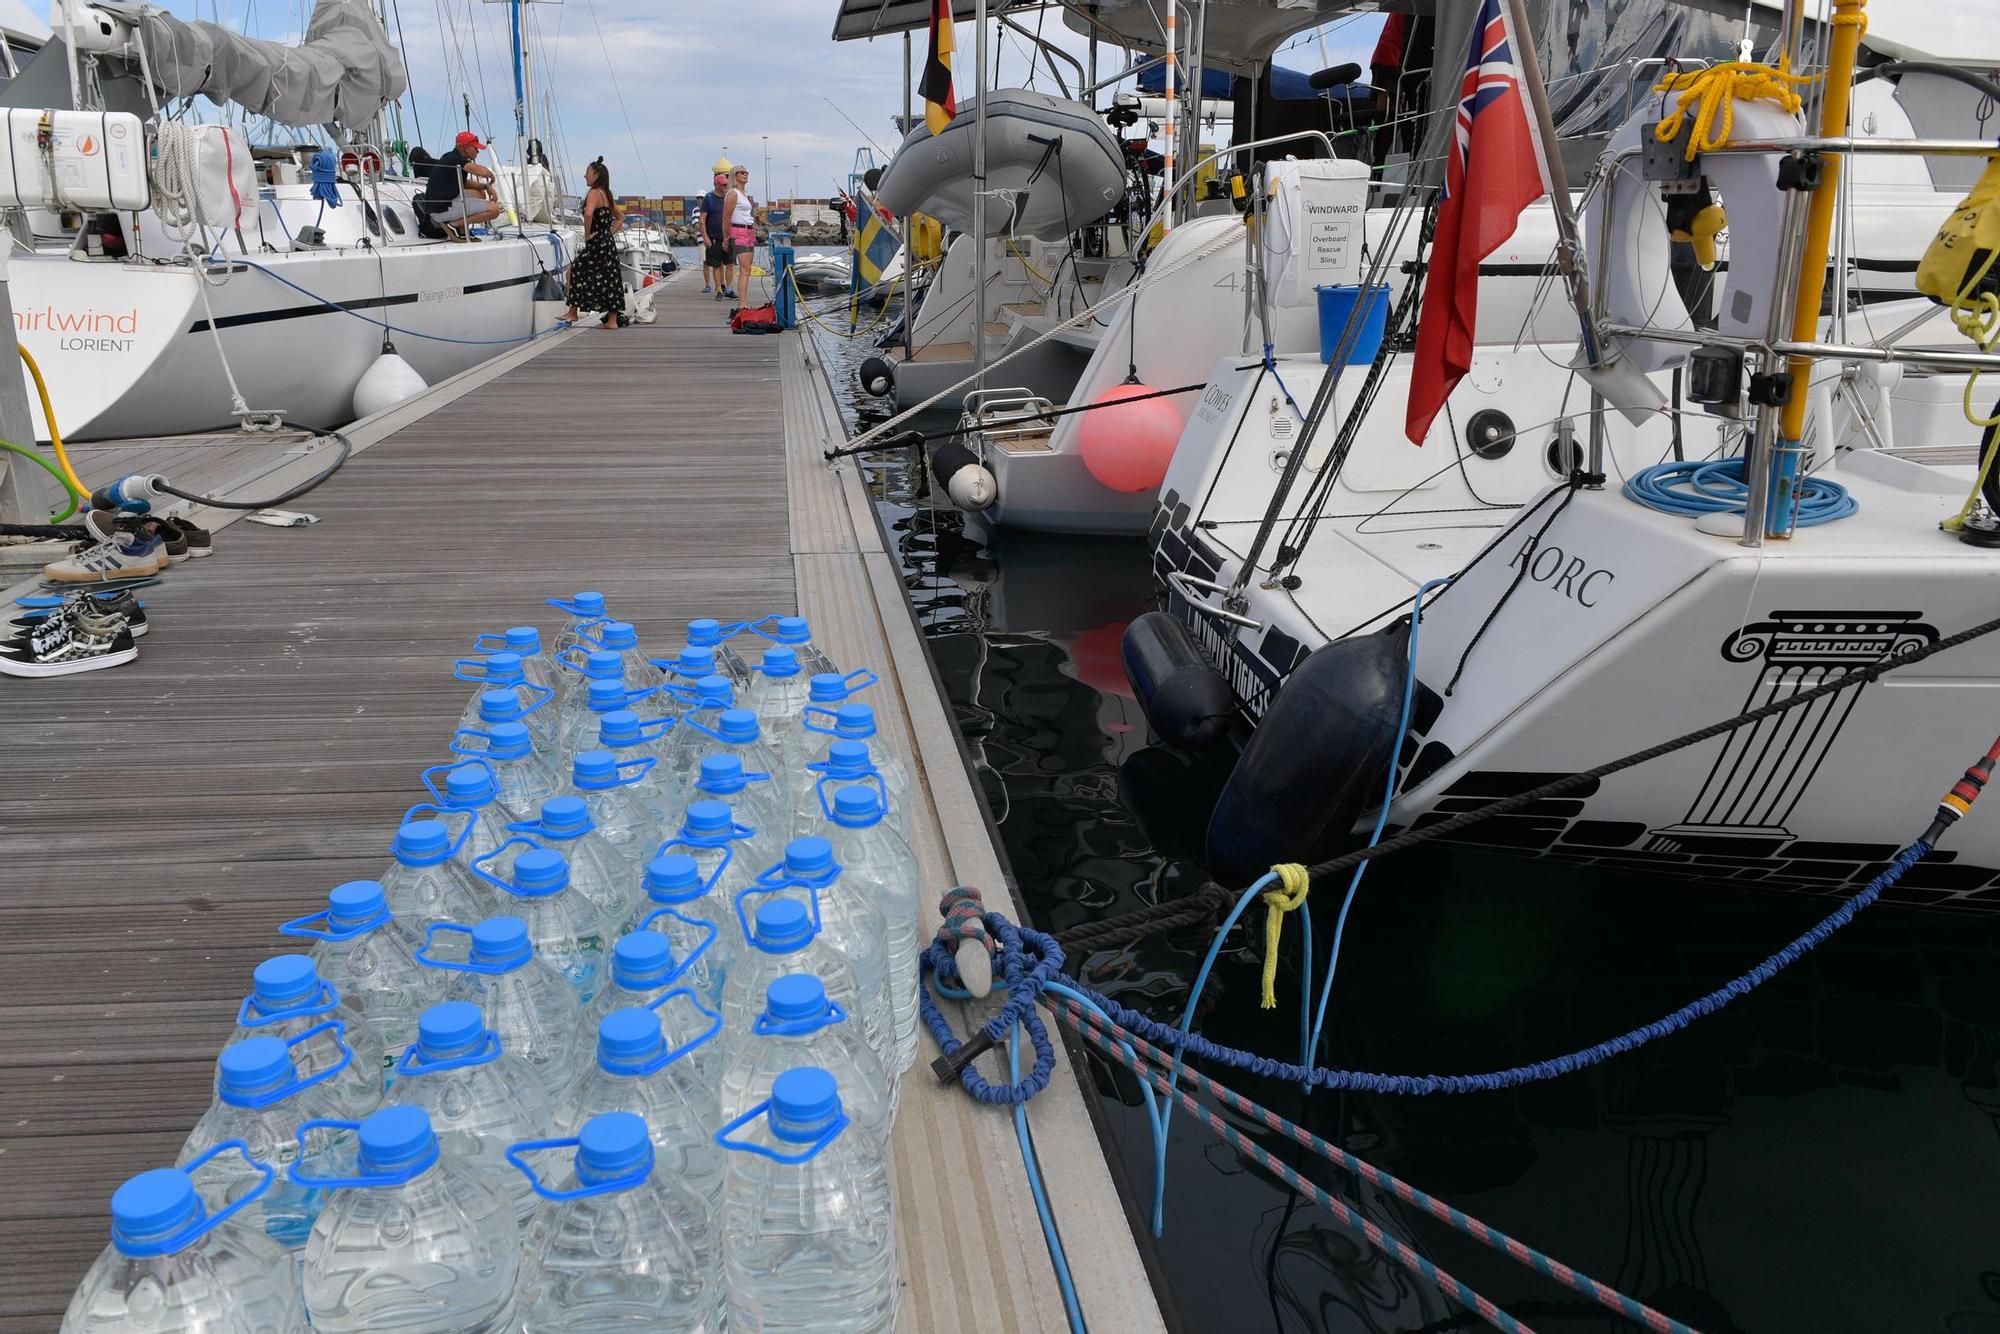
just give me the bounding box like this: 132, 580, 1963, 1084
921, 0, 956, 136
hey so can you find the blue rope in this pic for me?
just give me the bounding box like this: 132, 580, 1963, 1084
206, 248, 568, 346
917, 915, 1060, 1105
1261, 342, 1307, 422
1009, 1018, 1087, 1333
1622, 457, 1857, 526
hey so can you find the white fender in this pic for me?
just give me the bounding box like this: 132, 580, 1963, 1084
1585, 98, 1805, 373
352, 349, 427, 419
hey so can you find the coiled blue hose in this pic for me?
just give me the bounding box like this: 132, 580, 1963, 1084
1622, 456, 1857, 526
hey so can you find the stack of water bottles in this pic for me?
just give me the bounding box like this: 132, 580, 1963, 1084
63, 598, 919, 1332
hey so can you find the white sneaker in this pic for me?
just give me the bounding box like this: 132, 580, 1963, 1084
43, 531, 169, 583
0, 604, 138, 676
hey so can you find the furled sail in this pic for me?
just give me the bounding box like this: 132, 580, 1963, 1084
98, 0, 407, 128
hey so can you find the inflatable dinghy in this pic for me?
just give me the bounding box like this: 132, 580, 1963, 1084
876, 89, 1125, 240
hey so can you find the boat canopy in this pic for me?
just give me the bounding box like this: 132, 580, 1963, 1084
1131, 59, 1374, 102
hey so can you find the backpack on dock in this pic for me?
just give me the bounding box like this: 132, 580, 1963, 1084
730, 303, 781, 335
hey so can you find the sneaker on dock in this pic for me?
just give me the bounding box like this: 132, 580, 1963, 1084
8, 589, 147, 639
0, 602, 138, 676
151, 515, 212, 560
43, 531, 169, 583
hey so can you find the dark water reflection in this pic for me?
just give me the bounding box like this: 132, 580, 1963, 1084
807, 321, 2000, 1334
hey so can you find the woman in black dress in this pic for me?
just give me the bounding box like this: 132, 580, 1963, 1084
562, 158, 626, 328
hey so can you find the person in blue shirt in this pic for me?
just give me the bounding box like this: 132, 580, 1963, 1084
701, 168, 733, 299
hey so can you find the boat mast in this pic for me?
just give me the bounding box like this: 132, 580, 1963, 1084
508, 0, 529, 168
973, 0, 989, 391
1161, 0, 1175, 231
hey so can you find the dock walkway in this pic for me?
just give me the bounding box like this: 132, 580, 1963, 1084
0, 274, 1159, 1331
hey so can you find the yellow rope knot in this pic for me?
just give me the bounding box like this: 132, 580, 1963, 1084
1259, 863, 1311, 1010
1650, 59, 1815, 161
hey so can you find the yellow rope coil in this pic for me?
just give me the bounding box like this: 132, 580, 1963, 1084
1259, 863, 1311, 1010
1650, 60, 1815, 161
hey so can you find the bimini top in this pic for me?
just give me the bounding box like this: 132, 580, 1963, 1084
875, 89, 1125, 241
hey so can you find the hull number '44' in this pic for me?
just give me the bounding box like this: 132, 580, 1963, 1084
1508, 535, 1615, 608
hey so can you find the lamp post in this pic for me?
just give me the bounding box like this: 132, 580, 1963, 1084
761, 135, 770, 194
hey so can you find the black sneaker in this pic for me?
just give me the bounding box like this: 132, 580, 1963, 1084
154, 515, 213, 560
9, 589, 147, 638
0, 603, 138, 676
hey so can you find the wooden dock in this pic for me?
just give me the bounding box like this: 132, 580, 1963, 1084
0, 273, 1160, 1331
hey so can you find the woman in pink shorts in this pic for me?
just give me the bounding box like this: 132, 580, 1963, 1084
722, 166, 758, 313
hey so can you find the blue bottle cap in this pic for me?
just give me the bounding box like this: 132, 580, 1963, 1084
772, 616, 812, 645
824, 740, 871, 776
835, 702, 876, 737
645, 853, 703, 900
754, 898, 813, 951
760, 647, 800, 678
587, 678, 628, 710
611, 931, 675, 989
538, 796, 592, 838
584, 650, 623, 680
671, 646, 717, 676
576, 1111, 653, 1184
512, 848, 568, 894
694, 674, 733, 707
830, 786, 883, 828
216, 1036, 293, 1103
599, 709, 646, 747
110, 1168, 203, 1255
443, 763, 497, 806
685, 618, 723, 647
597, 1008, 663, 1070
356, 1105, 437, 1174
417, 1001, 486, 1058
567, 591, 606, 617
504, 626, 541, 654
478, 689, 523, 723
573, 750, 619, 788
683, 800, 733, 839
486, 722, 533, 760
327, 880, 388, 929
471, 916, 532, 968
807, 672, 848, 702
481, 652, 525, 686
770, 1066, 842, 1140
252, 954, 320, 1007
596, 621, 639, 650
766, 974, 828, 1023
716, 709, 759, 744
698, 754, 745, 791
785, 836, 835, 878
394, 818, 452, 865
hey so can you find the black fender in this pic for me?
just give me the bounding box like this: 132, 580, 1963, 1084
1122, 611, 1232, 751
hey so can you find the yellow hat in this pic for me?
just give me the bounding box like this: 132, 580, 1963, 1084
712, 156, 733, 175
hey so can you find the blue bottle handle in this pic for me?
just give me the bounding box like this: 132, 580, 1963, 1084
117, 1141, 276, 1258
452, 656, 503, 684
555, 645, 602, 677
236, 977, 342, 1027
506, 1135, 653, 1201
837, 668, 878, 695
395, 1027, 501, 1078
223, 1021, 357, 1109
448, 726, 500, 758
753, 997, 848, 1038
634, 906, 718, 980
605, 756, 656, 788
470, 630, 513, 653
612, 715, 675, 745
508, 808, 596, 841
547, 592, 610, 617
713, 1099, 849, 1163
289, 1119, 439, 1188
414, 922, 519, 975
640, 986, 723, 1068
470, 836, 544, 896
279, 901, 392, 943
733, 875, 823, 951
697, 767, 772, 799
420, 756, 497, 806
800, 704, 841, 736
511, 681, 555, 718
815, 771, 890, 821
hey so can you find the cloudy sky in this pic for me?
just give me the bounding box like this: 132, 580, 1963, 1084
152, 1, 1383, 204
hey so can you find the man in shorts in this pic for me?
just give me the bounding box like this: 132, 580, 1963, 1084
424, 130, 502, 238
701, 166, 733, 299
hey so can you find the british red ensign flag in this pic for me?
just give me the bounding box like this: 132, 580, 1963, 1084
1405, 0, 1552, 444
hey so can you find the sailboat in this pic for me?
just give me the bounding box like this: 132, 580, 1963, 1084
4, 0, 568, 441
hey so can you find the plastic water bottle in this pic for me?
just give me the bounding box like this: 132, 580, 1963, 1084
560, 1006, 726, 1207
802, 702, 910, 819
825, 787, 920, 1071
692, 753, 785, 871
743, 646, 810, 733
682, 708, 790, 810
295, 1105, 519, 1332
417, 916, 586, 1099
455, 652, 558, 751
62, 1152, 307, 1332
586, 933, 726, 1089
451, 720, 564, 822
546, 589, 609, 657
658, 799, 762, 914
554, 675, 662, 761
503, 795, 631, 924
745, 614, 839, 676
279, 880, 439, 1067
470, 685, 556, 758
719, 898, 876, 1067
720, 974, 893, 1149
468, 844, 609, 1003
576, 619, 659, 698
751, 838, 892, 1070
416, 759, 514, 865
510, 1111, 722, 1331
794, 739, 906, 842
178, 1028, 358, 1249
718, 1067, 897, 1333
652, 644, 720, 704
229, 956, 384, 1114
380, 817, 487, 933
567, 749, 660, 867
473, 624, 555, 692
618, 852, 734, 1006
597, 707, 681, 836
688, 616, 753, 684
392, 1001, 553, 1224
788, 672, 878, 781
662, 673, 735, 781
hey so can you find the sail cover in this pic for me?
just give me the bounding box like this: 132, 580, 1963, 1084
103, 0, 406, 128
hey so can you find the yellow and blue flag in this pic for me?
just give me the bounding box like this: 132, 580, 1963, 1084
854, 200, 901, 287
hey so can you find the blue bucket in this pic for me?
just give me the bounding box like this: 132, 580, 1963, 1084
1316, 285, 1390, 365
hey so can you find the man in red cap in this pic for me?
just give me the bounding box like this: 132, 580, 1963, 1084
422, 129, 501, 238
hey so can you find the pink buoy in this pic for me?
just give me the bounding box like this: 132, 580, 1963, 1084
1078, 382, 1184, 493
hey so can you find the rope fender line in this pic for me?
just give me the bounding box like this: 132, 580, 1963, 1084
1258, 862, 1309, 1009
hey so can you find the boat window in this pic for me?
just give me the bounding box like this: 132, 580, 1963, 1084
383, 207, 406, 236
362, 202, 381, 237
